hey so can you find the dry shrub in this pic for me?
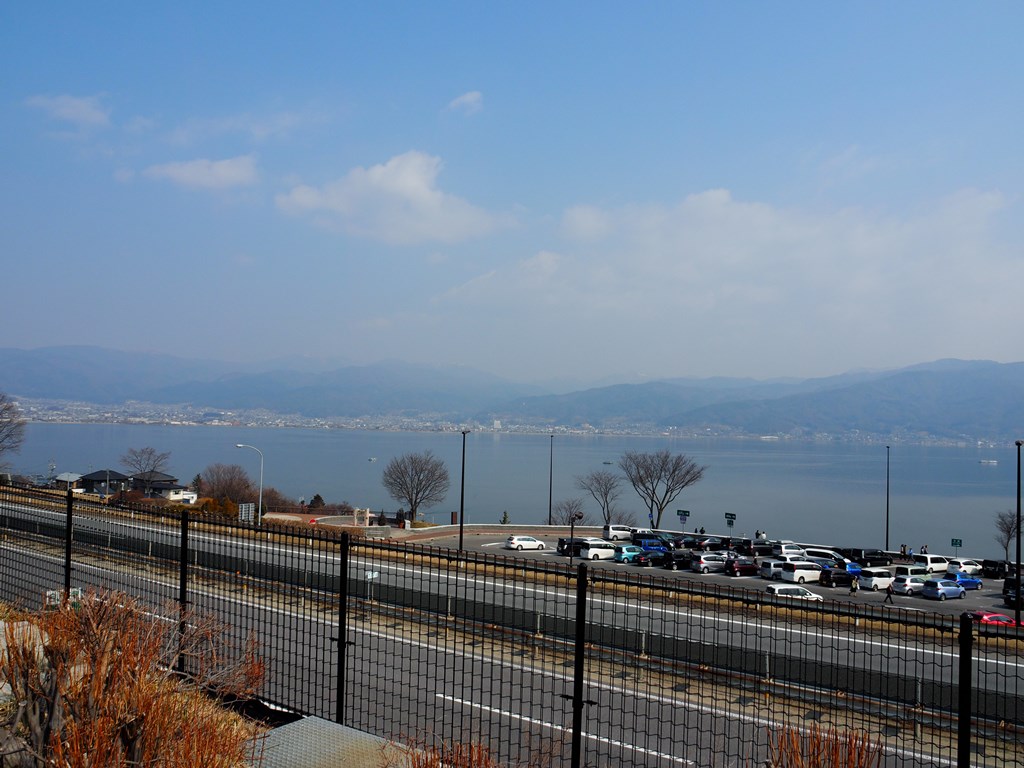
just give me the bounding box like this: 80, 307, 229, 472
0, 590, 265, 767
767, 723, 882, 768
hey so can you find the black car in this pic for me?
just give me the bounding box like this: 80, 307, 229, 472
839, 548, 893, 567
983, 560, 1016, 579
636, 550, 669, 567
556, 537, 593, 557
819, 567, 855, 588
663, 550, 694, 571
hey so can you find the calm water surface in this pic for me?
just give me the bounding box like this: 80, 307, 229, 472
12, 424, 1018, 559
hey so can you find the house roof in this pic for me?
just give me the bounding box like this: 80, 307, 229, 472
80, 470, 129, 482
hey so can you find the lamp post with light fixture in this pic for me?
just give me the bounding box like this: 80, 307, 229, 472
235, 443, 264, 526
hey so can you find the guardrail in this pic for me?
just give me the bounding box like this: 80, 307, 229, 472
0, 485, 1021, 767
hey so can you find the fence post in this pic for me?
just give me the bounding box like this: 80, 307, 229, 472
336, 532, 350, 725
63, 488, 73, 603
176, 509, 189, 674
957, 612, 973, 768
571, 563, 588, 768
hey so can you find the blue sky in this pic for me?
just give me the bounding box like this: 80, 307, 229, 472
4, 3, 1023, 386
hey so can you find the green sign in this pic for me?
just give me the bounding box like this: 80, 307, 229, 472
724, 513, 736, 521
677, 509, 690, 518
951, 538, 963, 548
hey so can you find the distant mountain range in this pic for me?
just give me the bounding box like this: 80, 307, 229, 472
1, 346, 1022, 441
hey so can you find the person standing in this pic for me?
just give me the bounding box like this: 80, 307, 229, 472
849, 576, 859, 596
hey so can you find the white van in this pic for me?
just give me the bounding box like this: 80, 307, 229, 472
580, 540, 617, 560
602, 524, 633, 541
913, 554, 950, 573
858, 568, 895, 591
780, 561, 824, 584
894, 565, 930, 579
804, 547, 851, 565
772, 541, 806, 557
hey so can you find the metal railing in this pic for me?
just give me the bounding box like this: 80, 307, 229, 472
0, 485, 1021, 767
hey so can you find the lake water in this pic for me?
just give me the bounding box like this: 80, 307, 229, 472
10, 423, 1020, 559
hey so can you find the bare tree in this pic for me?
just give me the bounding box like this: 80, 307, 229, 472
0, 393, 26, 467
552, 497, 592, 526
995, 509, 1019, 561
381, 451, 450, 522
575, 470, 621, 524
200, 463, 254, 503
618, 449, 706, 529
120, 446, 172, 495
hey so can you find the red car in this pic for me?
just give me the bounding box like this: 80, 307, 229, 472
968, 610, 1023, 627
724, 557, 759, 577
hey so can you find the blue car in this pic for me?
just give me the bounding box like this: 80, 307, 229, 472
922, 579, 966, 601
951, 572, 984, 590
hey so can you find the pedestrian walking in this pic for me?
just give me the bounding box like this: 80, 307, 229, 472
849, 576, 859, 596
883, 582, 895, 604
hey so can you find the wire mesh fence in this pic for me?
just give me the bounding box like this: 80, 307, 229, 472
0, 484, 1022, 767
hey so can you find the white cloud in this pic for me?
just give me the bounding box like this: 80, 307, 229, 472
447, 91, 483, 115
26, 94, 110, 128
143, 155, 259, 188
421, 187, 1021, 380
276, 150, 514, 244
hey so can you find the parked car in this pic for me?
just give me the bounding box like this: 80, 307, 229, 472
819, 567, 855, 588
892, 574, 928, 595
894, 565, 930, 579
557, 537, 598, 556
759, 559, 785, 580
663, 550, 695, 571
950, 572, 983, 590
780, 561, 823, 584
765, 584, 823, 602
945, 559, 983, 576
922, 579, 966, 601
505, 535, 546, 551
913, 554, 950, 573
857, 568, 895, 591
613, 545, 646, 564
636, 550, 669, 567
841, 548, 893, 567
695, 536, 726, 551
967, 610, 1023, 627
579, 540, 617, 560
632, 536, 671, 553
602, 524, 633, 541
804, 547, 851, 564
1004, 578, 1021, 608
724, 557, 759, 577
692, 553, 728, 574
982, 559, 1016, 579
771, 542, 807, 558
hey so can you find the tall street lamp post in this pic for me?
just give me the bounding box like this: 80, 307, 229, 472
235, 443, 264, 527
458, 430, 470, 553
1016, 440, 1022, 625
548, 434, 554, 526
885, 445, 891, 552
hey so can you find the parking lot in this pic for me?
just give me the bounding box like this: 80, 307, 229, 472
425, 529, 1013, 620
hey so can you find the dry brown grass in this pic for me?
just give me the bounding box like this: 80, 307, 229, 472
767, 723, 882, 768
0, 590, 266, 767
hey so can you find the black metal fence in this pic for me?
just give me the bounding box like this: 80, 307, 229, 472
0, 485, 1022, 767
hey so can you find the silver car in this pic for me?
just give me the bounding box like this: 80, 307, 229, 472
691, 553, 727, 574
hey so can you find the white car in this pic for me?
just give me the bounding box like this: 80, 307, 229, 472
945, 559, 983, 576
857, 568, 895, 591
765, 584, 823, 602
505, 535, 546, 551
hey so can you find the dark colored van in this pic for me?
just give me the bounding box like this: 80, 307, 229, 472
839, 548, 893, 567
1004, 578, 1020, 608
983, 560, 1015, 579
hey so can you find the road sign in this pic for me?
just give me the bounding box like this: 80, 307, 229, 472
727, 520, 734, 528
951, 538, 963, 548
724, 513, 736, 521
238, 503, 255, 523
677, 509, 690, 518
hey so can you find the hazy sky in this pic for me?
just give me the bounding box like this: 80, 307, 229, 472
4, 3, 1023, 385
